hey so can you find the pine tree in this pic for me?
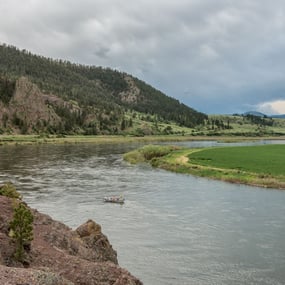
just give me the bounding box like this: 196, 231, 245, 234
9, 203, 34, 262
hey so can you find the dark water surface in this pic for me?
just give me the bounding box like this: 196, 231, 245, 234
0, 141, 285, 285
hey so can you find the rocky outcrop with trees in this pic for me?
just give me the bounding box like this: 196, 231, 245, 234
0, 183, 142, 285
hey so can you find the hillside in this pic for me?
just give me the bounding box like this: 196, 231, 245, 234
195, 114, 285, 136
0, 44, 207, 135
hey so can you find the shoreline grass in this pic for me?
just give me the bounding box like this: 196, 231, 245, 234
1, 134, 285, 146
123, 144, 285, 190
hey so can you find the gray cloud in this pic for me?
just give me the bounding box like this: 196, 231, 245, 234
1, 0, 285, 114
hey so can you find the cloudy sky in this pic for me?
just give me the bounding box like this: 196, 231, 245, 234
1, 0, 285, 115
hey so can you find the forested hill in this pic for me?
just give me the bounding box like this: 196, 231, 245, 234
0, 44, 207, 135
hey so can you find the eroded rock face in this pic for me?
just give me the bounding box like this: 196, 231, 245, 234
73, 219, 118, 263
76, 219, 101, 237
0, 195, 142, 285
9, 77, 61, 131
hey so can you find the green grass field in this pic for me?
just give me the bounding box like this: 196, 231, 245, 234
124, 144, 285, 189
188, 145, 285, 176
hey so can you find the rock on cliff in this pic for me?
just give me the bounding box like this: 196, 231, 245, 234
0, 77, 62, 133
0, 195, 142, 285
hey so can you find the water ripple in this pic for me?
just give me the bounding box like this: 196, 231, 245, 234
0, 142, 285, 285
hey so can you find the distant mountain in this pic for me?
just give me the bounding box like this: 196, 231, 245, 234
270, 114, 285, 119
243, 111, 285, 119
243, 111, 267, 117
0, 44, 207, 135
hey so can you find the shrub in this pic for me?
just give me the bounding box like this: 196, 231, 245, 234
140, 145, 175, 161
124, 145, 177, 163
0, 182, 21, 199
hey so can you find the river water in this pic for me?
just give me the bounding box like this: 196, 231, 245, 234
0, 140, 285, 285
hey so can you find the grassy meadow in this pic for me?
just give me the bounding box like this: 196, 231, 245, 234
189, 145, 285, 176
124, 144, 285, 189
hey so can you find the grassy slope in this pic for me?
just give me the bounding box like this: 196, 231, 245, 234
206, 115, 285, 136
88, 112, 285, 136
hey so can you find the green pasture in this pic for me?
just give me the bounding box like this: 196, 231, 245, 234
124, 144, 285, 189
188, 144, 285, 176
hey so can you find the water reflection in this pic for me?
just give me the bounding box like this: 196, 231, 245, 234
0, 141, 285, 285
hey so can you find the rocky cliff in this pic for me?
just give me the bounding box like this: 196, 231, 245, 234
0, 194, 142, 285
0, 76, 64, 134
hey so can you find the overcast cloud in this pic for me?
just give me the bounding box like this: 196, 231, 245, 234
1, 0, 285, 114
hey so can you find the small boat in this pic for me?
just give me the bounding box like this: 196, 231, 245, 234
104, 196, 125, 204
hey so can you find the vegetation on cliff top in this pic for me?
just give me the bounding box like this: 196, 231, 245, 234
123, 144, 285, 189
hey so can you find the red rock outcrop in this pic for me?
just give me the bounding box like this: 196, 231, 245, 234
0, 195, 142, 285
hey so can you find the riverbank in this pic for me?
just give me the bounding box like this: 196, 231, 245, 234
1, 134, 285, 146
123, 144, 285, 190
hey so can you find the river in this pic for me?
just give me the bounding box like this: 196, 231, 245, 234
0, 140, 285, 285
